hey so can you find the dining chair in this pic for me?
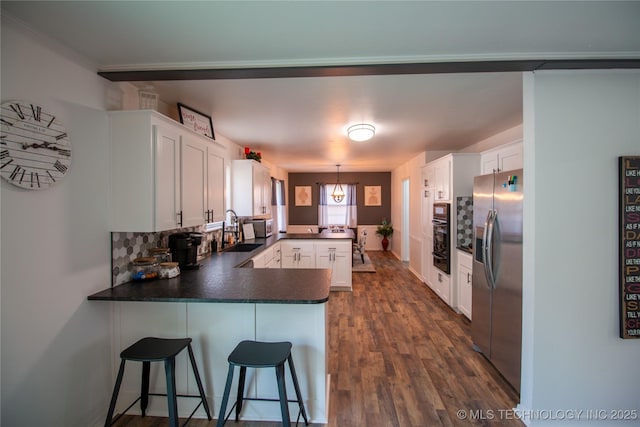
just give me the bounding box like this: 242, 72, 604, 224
353, 229, 367, 264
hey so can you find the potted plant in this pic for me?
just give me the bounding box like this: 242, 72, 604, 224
376, 219, 394, 251
244, 147, 262, 162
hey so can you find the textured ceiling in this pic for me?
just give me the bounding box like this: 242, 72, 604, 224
2, 1, 639, 171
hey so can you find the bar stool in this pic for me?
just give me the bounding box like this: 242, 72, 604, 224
104, 337, 212, 427
216, 340, 309, 427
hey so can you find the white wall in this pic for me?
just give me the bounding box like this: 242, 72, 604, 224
461, 124, 523, 154
520, 70, 640, 426
390, 152, 425, 269
1, 17, 113, 426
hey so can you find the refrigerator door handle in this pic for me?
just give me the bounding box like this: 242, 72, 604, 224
491, 211, 502, 287
482, 211, 493, 288
485, 210, 497, 288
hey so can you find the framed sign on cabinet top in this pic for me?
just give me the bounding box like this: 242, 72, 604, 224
177, 103, 215, 140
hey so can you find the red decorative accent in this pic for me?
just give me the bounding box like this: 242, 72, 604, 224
381, 237, 389, 251
244, 147, 250, 155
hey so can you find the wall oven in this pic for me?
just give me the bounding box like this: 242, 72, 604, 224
432, 203, 450, 274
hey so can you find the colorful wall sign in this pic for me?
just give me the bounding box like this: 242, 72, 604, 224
620, 156, 640, 339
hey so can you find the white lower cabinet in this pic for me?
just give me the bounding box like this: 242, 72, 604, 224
457, 250, 473, 320
251, 250, 266, 268
266, 242, 281, 268
253, 240, 352, 289
432, 270, 451, 305
315, 241, 352, 290
281, 241, 315, 268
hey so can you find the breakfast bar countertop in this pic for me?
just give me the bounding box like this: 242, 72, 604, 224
87, 232, 352, 304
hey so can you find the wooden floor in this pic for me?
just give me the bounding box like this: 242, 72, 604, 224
115, 251, 522, 427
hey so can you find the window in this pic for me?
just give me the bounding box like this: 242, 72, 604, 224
325, 184, 347, 225
274, 179, 287, 232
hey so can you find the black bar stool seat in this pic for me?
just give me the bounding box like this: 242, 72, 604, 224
217, 340, 309, 427
104, 337, 212, 427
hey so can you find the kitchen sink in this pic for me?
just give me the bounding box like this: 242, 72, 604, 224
222, 243, 263, 252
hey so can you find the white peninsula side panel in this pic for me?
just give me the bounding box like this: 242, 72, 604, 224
110, 301, 328, 424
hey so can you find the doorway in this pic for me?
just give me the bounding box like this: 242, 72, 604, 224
402, 178, 410, 262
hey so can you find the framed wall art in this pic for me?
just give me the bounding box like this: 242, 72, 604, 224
295, 186, 312, 206
619, 155, 640, 339
364, 185, 382, 206
177, 103, 215, 139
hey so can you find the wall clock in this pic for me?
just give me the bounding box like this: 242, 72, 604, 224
0, 100, 72, 190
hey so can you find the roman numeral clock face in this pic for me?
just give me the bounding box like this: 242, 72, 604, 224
0, 100, 72, 190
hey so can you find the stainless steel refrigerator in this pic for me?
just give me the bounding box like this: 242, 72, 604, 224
472, 169, 523, 392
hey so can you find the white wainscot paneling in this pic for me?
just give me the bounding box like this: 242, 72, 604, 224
187, 303, 256, 415
255, 304, 328, 424
113, 302, 188, 417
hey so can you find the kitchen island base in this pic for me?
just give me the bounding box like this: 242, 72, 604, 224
109, 301, 328, 424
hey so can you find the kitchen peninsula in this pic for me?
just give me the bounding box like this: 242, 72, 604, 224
88, 232, 354, 424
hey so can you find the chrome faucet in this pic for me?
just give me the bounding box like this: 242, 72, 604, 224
222, 209, 241, 247
226, 209, 238, 225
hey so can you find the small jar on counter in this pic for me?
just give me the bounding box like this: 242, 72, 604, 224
148, 247, 171, 264
130, 257, 159, 281
159, 262, 180, 279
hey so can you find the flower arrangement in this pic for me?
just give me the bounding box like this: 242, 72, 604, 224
244, 147, 262, 162
376, 218, 394, 238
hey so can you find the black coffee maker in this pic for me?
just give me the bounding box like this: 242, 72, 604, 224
168, 232, 203, 270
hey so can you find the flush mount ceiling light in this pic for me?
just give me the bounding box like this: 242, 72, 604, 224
347, 123, 375, 142
331, 164, 345, 203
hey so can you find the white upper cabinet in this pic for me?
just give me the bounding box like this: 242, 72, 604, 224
180, 136, 207, 227
109, 110, 225, 232
207, 150, 225, 223
232, 160, 272, 217
153, 125, 181, 232
480, 140, 523, 175
434, 156, 452, 201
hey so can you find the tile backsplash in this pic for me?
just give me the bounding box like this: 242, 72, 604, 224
456, 196, 473, 249
111, 226, 221, 285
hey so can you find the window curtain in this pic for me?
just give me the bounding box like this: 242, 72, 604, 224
345, 184, 358, 228
318, 184, 329, 227
271, 178, 287, 233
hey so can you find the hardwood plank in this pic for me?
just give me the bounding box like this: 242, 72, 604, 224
111, 251, 522, 426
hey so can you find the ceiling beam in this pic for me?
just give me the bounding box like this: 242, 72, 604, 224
98, 59, 640, 82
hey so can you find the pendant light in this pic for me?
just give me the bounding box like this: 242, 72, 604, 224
331, 164, 345, 203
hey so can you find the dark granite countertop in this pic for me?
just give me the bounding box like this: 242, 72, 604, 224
88, 232, 350, 304
278, 230, 355, 240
